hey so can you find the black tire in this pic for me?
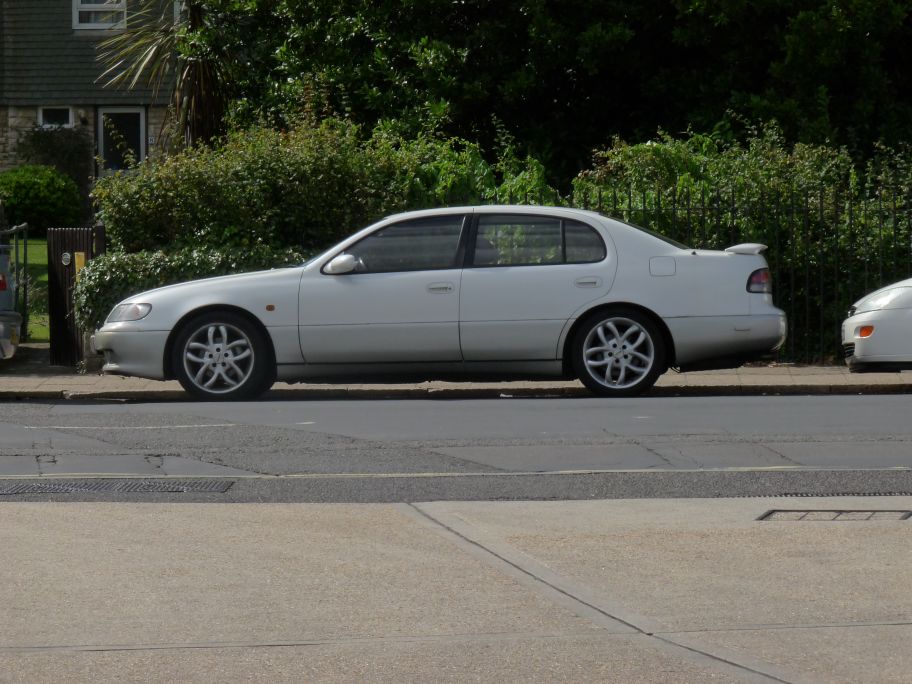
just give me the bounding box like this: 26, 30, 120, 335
571, 308, 666, 397
171, 311, 275, 400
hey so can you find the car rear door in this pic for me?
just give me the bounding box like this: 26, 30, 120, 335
459, 212, 613, 360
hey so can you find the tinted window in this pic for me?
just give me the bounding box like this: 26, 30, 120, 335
472, 216, 605, 266
475, 216, 562, 266
565, 220, 607, 262
346, 215, 464, 273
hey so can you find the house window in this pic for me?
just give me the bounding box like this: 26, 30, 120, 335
98, 107, 146, 172
39, 107, 74, 128
73, 1, 127, 30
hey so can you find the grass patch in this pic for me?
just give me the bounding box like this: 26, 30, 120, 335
13, 238, 49, 342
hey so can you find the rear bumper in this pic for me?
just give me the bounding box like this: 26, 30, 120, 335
0, 310, 22, 360
667, 312, 787, 367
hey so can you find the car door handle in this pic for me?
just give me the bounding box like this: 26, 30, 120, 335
574, 277, 602, 288
427, 282, 455, 293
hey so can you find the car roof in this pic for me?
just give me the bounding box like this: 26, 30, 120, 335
381, 205, 609, 224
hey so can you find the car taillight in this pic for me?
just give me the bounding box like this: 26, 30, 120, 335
0, 274, 7, 291
747, 268, 771, 293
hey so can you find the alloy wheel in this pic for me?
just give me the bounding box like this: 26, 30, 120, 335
581, 316, 656, 390
182, 322, 256, 394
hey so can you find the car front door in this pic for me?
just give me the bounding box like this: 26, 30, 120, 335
459, 213, 612, 360
298, 214, 466, 363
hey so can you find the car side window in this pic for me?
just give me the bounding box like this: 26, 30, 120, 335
565, 220, 607, 262
472, 216, 605, 266
345, 216, 465, 273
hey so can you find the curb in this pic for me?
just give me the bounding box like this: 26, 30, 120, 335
0, 383, 908, 402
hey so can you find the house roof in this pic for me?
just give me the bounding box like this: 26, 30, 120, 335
1, 0, 169, 106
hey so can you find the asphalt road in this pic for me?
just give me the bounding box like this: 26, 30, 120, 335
2, 394, 912, 502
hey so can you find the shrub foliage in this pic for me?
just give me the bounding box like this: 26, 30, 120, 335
0, 165, 82, 235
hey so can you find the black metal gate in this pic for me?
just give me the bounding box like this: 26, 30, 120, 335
47, 225, 106, 366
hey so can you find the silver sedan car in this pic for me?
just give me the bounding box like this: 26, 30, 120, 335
92, 206, 786, 399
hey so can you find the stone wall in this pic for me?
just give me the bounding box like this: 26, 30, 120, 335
0, 106, 40, 172
0, 108, 10, 171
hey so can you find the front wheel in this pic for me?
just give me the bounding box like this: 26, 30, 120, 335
572, 309, 665, 397
172, 311, 275, 400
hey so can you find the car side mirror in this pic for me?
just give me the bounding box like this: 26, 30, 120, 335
324, 253, 356, 275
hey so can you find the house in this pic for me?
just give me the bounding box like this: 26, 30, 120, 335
0, 1, 169, 175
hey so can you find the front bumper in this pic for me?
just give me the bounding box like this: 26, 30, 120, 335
91, 328, 171, 379
842, 308, 912, 371
0, 310, 22, 360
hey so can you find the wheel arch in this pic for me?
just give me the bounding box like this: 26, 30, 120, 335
561, 302, 676, 376
163, 305, 277, 380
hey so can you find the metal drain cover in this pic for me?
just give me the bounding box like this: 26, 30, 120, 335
0, 480, 234, 495
760, 510, 912, 521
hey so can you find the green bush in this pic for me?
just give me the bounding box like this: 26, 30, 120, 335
73, 245, 310, 330
91, 117, 562, 255
0, 165, 82, 235
16, 126, 94, 218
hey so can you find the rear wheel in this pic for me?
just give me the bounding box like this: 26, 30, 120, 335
572, 309, 665, 397
172, 311, 275, 400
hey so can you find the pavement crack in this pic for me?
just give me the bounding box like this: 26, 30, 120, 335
639, 444, 677, 468
144, 454, 164, 472
35, 454, 56, 476
761, 444, 803, 467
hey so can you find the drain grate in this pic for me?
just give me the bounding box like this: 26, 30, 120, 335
0, 480, 234, 496
760, 509, 912, 521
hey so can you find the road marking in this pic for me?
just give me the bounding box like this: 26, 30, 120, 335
22, 424, 236, 430
295, 421, 316, 425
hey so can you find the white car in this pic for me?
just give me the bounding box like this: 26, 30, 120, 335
842, 277, 912, 372
91, 206, 786, 399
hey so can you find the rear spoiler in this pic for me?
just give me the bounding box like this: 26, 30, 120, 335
724, 243, 767, 255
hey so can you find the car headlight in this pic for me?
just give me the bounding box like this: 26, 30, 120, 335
106, 303, 152, 323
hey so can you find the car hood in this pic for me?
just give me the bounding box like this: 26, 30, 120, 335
852, 277, 912, 314
106, 267, 305, 330
131, 268, 296, 300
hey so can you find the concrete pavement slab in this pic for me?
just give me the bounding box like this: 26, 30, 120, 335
4, 498, 911, 681
419, 497, 912, 683
0, 501, 809, 683
0, 504, 610, 648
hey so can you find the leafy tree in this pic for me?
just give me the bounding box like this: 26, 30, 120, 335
97, 0, 230, 146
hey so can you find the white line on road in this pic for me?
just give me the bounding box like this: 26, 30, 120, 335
22, 424, 237, 430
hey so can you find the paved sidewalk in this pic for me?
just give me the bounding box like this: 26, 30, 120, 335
2, 497, 911, 683
0, 343, 909, 400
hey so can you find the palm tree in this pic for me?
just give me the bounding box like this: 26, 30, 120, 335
96, 0, 228, 147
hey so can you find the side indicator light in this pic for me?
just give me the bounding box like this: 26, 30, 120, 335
266, 304, 275, 312
859, 325, 874, 338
